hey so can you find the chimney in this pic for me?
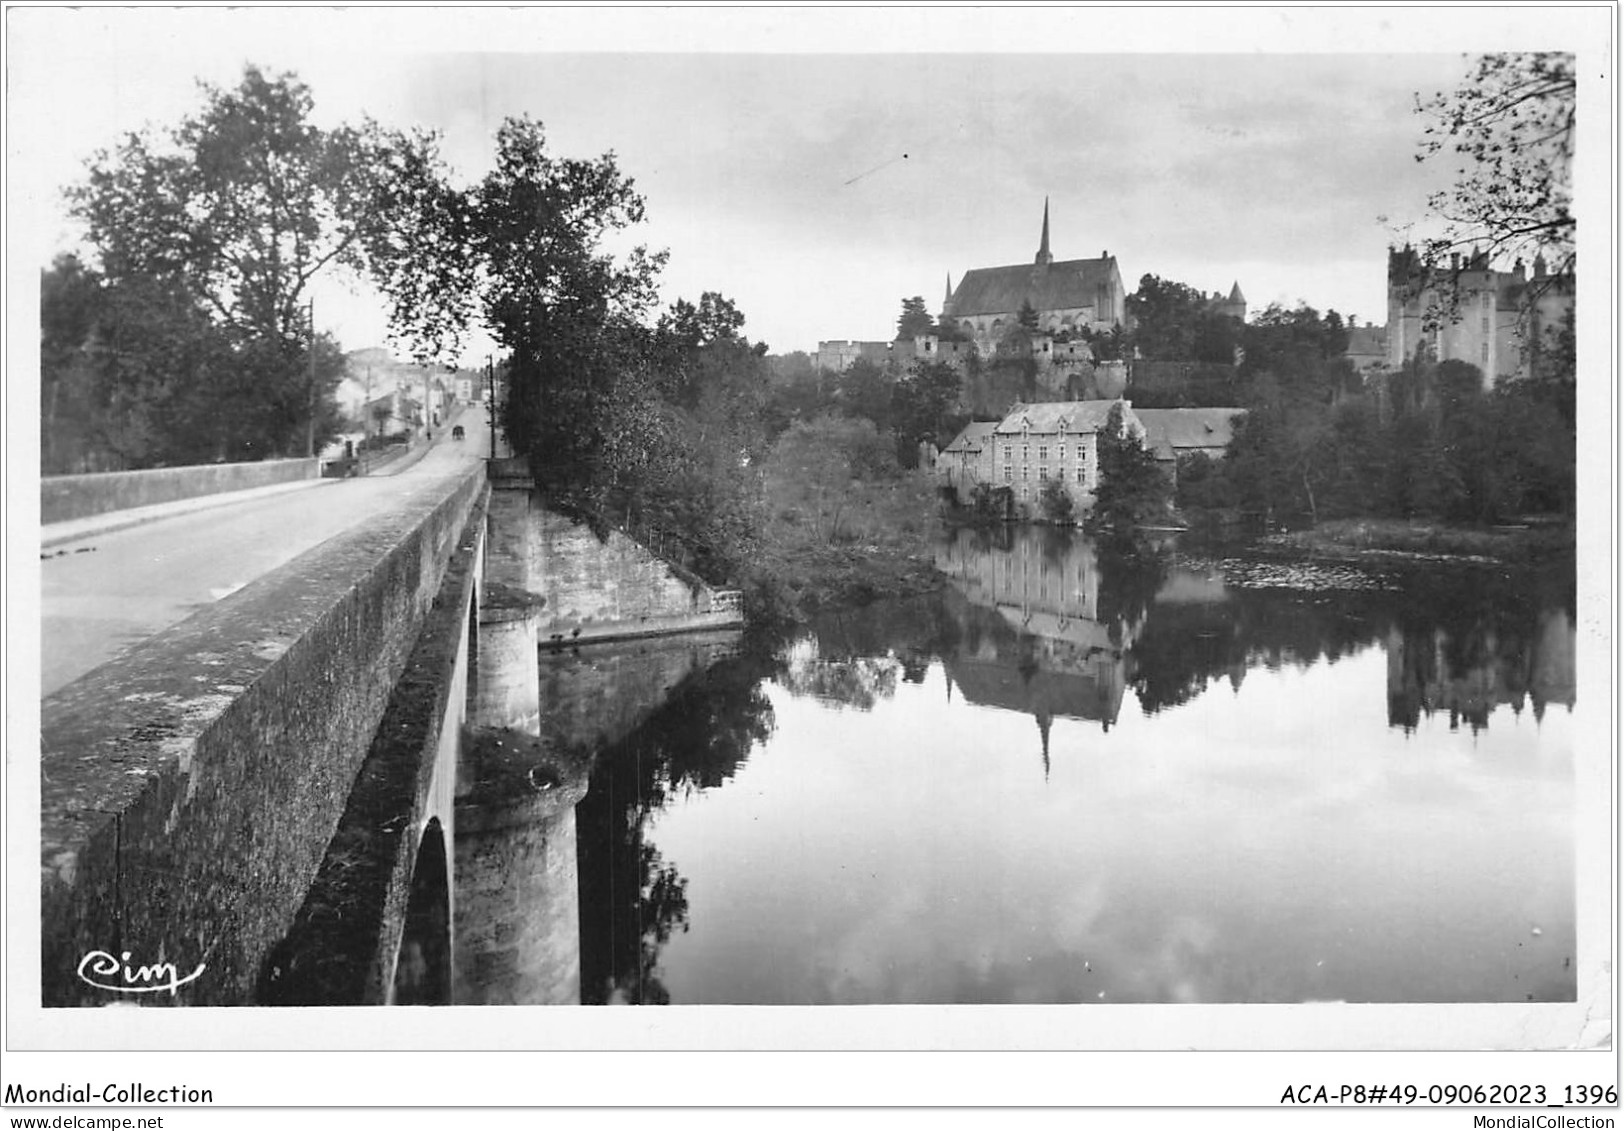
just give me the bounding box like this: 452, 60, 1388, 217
1512, 259, 1526, 283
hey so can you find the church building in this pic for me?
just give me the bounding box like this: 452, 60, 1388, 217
941, 200, 1128, 348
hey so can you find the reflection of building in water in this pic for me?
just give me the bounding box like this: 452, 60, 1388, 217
935, 527, 1130, 772
1384, 607, 1576, 733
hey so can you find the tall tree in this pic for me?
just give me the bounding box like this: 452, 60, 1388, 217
890, 359, 962, 463
1416, 53, 1575, 278
449, 117, 667, 508
896, 295, 934, 340
65, 65, 444, 458
1089, 404, 1171, 534
1125, 274, 1239, 364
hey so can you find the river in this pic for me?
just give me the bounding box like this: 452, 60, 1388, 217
476, 525, 1578, 1006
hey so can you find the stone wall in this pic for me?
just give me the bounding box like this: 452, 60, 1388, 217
529, 509, 743, 645
539, 632, 743, 750
41, 458, 322, 524
39, 463, 487, 1007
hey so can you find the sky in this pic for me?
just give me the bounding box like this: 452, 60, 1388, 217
6, 6, 1606, 366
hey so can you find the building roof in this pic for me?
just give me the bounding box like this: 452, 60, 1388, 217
943, 421, 999, 454
1132, 408, 1244, 461
994, 399, 1127, 436
947, 257, 1119, 319
1227, 281, 1245, 304
1344, 325, 1387, 358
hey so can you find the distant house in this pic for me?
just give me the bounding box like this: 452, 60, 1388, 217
937, 421, 1000, 504
989, 399, 1145, 517
1132, 407, 1244, 486
361, 388, 422, 438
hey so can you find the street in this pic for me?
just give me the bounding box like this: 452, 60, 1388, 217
41, 422, 488, 697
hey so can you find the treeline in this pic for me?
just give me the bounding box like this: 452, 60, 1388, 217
40, 67, 450, 473
1101, 274, 1575, 526
759, 351, 968, 469
41, 253, 351, 471
1182, 357, 1575, 525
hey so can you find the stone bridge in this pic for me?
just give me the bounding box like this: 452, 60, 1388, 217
38, 456, 743, 1007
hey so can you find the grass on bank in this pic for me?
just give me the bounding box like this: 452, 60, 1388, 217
1262, 515, 1575, 563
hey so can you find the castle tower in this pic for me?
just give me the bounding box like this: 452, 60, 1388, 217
1226, 281, 1246, 322
1035, 197, 1053, 267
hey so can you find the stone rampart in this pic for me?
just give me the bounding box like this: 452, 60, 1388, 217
41, 459, 322, 524
39, 462, 487, 1007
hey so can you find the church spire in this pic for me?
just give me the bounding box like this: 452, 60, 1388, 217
1035, 197, 1053, 267
944, 272, 953, 309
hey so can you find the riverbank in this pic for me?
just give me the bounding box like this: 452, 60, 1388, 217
750, 472, 945, 620
1257, 516, 1575, 565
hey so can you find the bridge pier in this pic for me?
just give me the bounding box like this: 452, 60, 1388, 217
451, 477, 588, 1005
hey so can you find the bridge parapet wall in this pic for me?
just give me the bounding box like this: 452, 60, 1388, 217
41, 458, 322, 524
39, 463, 487, 1007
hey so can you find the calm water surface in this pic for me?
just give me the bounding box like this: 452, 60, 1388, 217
564, 527, 1577, 1005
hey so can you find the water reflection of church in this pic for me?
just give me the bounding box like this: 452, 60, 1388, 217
934, 528, 1131, 770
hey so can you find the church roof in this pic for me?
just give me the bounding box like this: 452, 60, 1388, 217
1227, 281, 1245, 304
948, 257, 1119, 318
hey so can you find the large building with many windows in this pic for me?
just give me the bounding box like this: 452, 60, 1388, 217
1385, 245, 1574, 386
936, 399, 1146, 515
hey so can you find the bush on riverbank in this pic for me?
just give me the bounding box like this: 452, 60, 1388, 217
749, 467, 945, 620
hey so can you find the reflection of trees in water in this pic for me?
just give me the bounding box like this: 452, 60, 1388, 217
576, 650, 779, 1005
1123, 556, 1575, 731
776, 596, 967, 709
778, 638, 900, 710
934, 529, 1575, 734
1095, 536, 1171, 645
1127, 587, 1379, 715
1379, 560, 1575, 733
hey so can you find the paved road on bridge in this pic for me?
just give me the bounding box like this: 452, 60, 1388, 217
41, 421, 488, 697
